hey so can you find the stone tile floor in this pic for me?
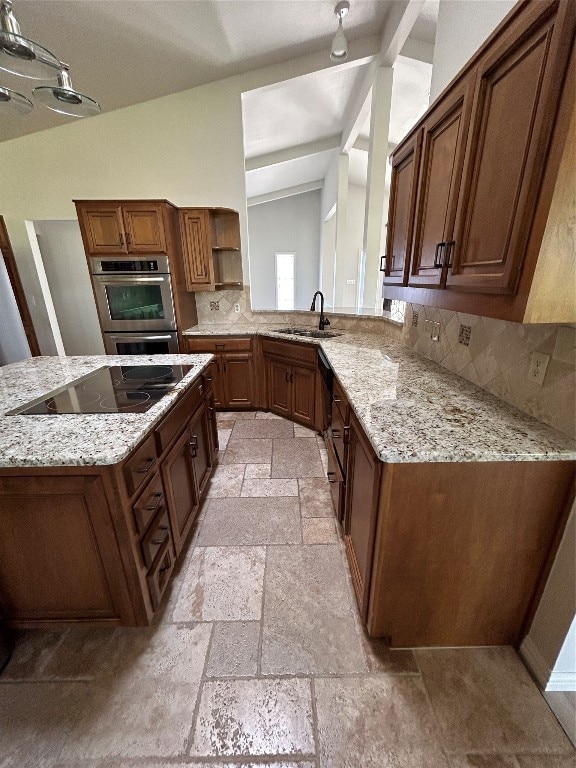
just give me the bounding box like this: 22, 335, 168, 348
0, 410, 574, 768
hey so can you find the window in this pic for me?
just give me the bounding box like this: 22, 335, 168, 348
275, 252, 294, 310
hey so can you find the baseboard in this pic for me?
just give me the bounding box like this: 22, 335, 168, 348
520, 636, 551, 688
546, 672, 576, 692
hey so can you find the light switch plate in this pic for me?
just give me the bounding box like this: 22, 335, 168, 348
234, 303, 241, 313
528, 351, 550, 385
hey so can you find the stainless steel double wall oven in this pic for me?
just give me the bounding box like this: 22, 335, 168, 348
89, 255, 179, 355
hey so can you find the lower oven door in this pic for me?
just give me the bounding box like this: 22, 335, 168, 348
103, 332, 179, 355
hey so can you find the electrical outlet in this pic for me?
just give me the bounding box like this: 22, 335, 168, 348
346, 279, 356, 285
425, 319, 440, 341
234, 303, 241, 313
528, 351, 550, 385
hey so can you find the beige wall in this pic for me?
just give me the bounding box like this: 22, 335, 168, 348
0, 75, 248, 354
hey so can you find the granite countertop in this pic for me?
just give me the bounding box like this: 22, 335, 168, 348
0, 354, 212, 468
184, 324, 576, 463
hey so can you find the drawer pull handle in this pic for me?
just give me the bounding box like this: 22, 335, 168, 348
205, 375, 213, 382
332, 430, 341, 439
327, 471, 337, 484
189, 437, 198, 458
444, 240, 455, 269
343, 426, 351, 444
145, 492, 164, 512
215, 344, 225, 349
152, 534, 169, 546
333, 396, 341, 403
136, 457, 156, 474
159, 563, 171, 574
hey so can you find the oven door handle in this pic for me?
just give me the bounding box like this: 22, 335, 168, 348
96, 276, 167, 284
106, 334, 175, 341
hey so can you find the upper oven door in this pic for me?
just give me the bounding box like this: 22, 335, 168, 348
92, 274, 177, 331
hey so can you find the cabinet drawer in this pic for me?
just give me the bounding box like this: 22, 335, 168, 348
147, 537, 174, 610
132, 473, 165, 535
123, 434, 159, 497
330, 404, 346, 474
186, 337, 252, 353
155, 379, 204, 453
262, 338, 317, 366
326, 436, 345, 523
141, 507, 171, 568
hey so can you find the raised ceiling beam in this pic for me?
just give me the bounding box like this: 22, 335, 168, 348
247, 180, 324, 207
245, 135, 341, 172
352, 138, 397, 154
400, 37, 435, 65
379, 0, 426, 65
240, 35, 380, 96
340, 0, 425, 152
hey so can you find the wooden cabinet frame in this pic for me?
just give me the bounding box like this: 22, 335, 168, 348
0, 373, 218, 629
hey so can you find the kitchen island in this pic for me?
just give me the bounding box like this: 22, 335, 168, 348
0, 354, 218, 628
185, 325, 576, 647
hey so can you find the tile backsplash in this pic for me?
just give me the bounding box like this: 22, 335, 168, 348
192, 288, 575, 439
193, 287, 402, 338
402, 303, 576, 439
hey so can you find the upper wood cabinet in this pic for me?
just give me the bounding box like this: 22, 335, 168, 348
383, 0, 576, 323
179, 207, 242, 292
382, 131, 422, 284
448, 0, 571, 294
408, 74, 475, 288
75, 201, 171, 255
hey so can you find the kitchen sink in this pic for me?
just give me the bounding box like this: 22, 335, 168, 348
273, 328, 342, 339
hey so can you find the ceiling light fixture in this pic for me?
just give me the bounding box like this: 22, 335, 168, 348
0, 83, 32, 114
331, 1, 350, 62
0, 0, 60, 79
33, 64, 101, 117
0, 0, 100, 118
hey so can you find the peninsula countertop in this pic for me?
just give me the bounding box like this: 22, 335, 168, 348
184, 324, 576, 463
0, 354, 212, 468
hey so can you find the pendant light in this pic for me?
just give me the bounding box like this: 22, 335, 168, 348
330, 1, 350, 62
0, 83, 32, 114
32, 64, 101, 117
0, 0, 60, 79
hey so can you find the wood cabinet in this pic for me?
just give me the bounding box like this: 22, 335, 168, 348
185, 337, 255, 409
0, 372, 217, 628
179, 207, 243, 292
343, 411, 381, 619
408, 75, 475, 288
382, 131, 422, 284
383, 0, 576, 322
75, 201, 170, 255
447, 1, 570, 294
326, 377, 349, 522
262, 338, 317, 428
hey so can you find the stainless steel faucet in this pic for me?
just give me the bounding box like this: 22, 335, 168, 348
310, 291, 330, 330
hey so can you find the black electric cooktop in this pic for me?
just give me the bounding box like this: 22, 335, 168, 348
8, 365, 192, 416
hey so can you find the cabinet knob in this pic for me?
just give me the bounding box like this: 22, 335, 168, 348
327, 471, 337, 484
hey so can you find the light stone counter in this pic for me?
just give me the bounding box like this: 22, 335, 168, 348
184, 325, 576, 463
0, 354, 212, 468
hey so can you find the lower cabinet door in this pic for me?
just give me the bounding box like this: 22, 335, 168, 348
267, 358, 291, 418
210, 359, 224, 409
291, 365, 316, 427
189, 404, 212, 498
223, 353, 254, 407
161, 427, 199, 556
344, 413, 382, 618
